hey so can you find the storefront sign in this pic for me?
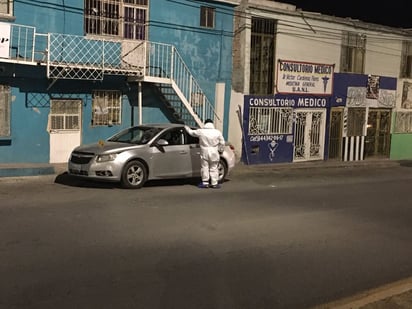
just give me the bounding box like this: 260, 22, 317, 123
276, 60, 334, 95
247, 95, 329, 108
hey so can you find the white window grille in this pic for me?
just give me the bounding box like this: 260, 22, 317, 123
340, 31, 365, 74
124, 4, 146, 39
248, 107, 293, 135
0, 0, 12, 15
394, 112, 412, 133
84, 0, 148, 39
92, 90, 121, 126
0, 85, 10, 137
49, 100, 81, 130
200, 6, 215, 28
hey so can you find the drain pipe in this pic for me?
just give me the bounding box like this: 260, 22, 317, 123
127, 76, 143, 125
138, 81, 142, 125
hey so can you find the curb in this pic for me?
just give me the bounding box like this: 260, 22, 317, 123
230, 159, 403, 176
311, 277, 412, 309
0, 160, 408, 179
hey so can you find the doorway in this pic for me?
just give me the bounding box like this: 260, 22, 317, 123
364, 109, 391, 158
328, 108, 343, 160
49, 99, 82, 163
293, 109, 326, 162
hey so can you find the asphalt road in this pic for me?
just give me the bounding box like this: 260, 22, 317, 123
1, 164, 412, 309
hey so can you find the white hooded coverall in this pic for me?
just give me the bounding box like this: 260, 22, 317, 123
185, 122, 225, 186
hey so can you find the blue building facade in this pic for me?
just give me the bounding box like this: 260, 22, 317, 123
241, 72, 397, 165
0, 0, 235, 164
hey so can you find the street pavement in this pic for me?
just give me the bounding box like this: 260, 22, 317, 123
2, 158, 412, 308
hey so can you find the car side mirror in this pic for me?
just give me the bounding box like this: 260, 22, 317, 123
152, 138, 169, 153
156, 139, 169, 146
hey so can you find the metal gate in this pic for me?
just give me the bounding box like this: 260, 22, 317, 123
294, 109, 326, 162
365, 108, 391, 158
328, 108, 343, 160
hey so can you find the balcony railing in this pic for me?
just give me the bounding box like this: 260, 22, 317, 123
2, 23, 219, 126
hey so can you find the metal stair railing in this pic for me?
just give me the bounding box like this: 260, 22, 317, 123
3, 24, 219, 127
146, 41, 220, 127
171, 45, 220, 126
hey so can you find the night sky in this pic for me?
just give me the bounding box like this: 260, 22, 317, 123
283, 1, 411, 29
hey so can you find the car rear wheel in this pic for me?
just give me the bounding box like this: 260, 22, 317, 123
121, 160, 147, 189
218, 158, 228, 183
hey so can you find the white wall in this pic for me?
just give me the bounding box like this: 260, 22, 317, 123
364, 33, 402, 77
228, 90, 244, 161
228, 3, 407, 162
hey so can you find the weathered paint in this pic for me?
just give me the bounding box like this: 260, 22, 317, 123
149, 0, 235, 137
14, 1, 84, 35
0, 0, 235, 164
0, 65, 170, 163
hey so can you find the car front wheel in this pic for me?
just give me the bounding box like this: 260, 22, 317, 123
121, 160, 147, 189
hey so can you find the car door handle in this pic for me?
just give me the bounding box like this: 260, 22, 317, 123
179, 151, 188, 154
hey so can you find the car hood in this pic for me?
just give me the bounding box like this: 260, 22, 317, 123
73, 141, 143, 154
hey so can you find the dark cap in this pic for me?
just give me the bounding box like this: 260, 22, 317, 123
204, 118, 213, 124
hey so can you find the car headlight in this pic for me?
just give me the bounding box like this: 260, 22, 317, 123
96, 153, 117, 162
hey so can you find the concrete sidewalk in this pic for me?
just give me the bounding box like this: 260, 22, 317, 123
312, 276, 412, 309
2, 157, 407, 178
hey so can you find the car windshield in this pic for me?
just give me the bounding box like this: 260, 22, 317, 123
108, 126, 162, 144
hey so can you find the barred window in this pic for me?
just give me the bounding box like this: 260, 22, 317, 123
394, 112, 412, 133
340, 31, 365, 74
248, 107, 293, 135
49, 100, 81, 130
92, 90, 121, 126
250, 17, 276, 95
200, 6, 215, 28
400, 41, 412, 78
0, 85, 10, 137
84, 0, 148, 39
347, 107, 366, 136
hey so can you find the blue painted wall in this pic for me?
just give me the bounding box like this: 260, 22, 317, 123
332, 73, 397, 107
14, 0, 84, 35
149, 0, 235, 137
0, 0, 235, 164
242, 94, 331, 165
0, 64, 137, 162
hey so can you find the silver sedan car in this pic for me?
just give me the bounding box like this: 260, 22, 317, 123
68, 123, 236, 189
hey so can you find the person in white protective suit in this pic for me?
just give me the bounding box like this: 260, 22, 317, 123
184, 119, 225, 189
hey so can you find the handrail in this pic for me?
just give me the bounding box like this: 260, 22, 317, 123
4, 24, 219, 126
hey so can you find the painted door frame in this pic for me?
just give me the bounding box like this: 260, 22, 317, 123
49, 99, 82, 163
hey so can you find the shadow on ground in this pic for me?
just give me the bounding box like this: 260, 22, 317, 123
53, 172, 229, 189
399, 160, 412, 168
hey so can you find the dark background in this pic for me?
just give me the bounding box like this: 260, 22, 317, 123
284, 1, 411, 28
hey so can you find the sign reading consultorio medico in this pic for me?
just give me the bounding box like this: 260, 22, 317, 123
276, 60, 334, 95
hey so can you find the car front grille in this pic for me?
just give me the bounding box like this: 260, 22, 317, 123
70, 151, 94, 164
69, 169, 88, 176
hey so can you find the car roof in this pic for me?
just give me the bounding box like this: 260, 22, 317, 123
136, 123, 187, 129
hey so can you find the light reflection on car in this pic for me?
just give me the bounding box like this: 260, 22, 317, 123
68, 123, 236, 189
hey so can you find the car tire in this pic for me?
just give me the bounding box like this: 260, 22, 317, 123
121, 160, 147, 189
218, 158, 228, 183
